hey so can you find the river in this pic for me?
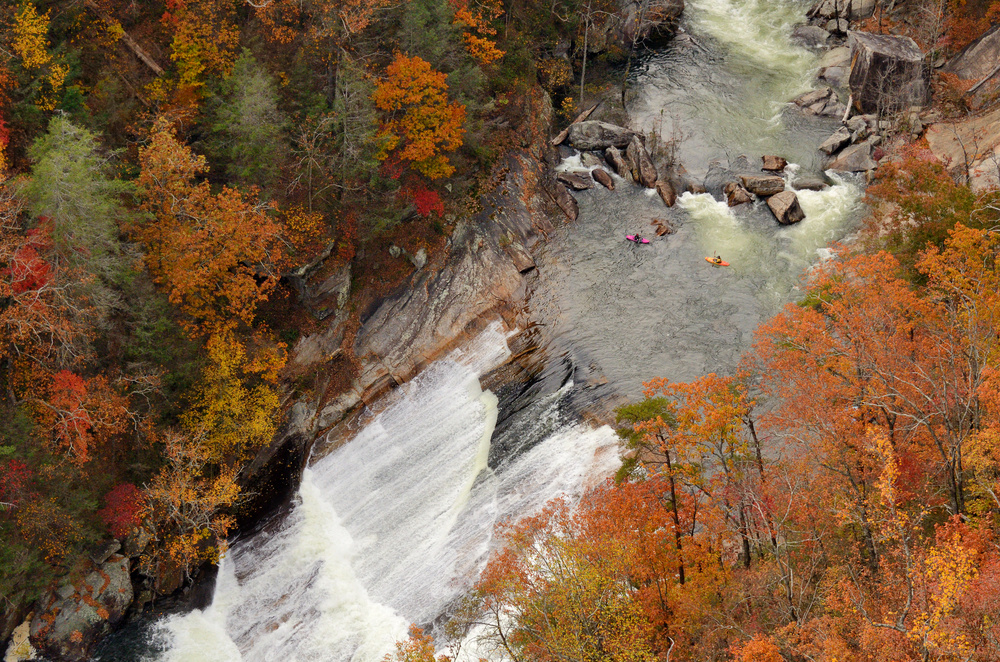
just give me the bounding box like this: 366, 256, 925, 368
94, 0, 862, 659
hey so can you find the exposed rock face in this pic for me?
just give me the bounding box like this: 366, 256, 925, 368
848, 31, 930, 113
767, 191, 806, 225
739, 174, 785, 197
616, 0, 685, 49
943, 26, 1000, 109
819, 127, 852, 155
809, 0, 876, 20
626, 136, 658, 187
605, 145, 632, 180
827, 141, 876, 171
557, 171, 594, 190
724, 182, 753, 206
592, 168, 615, 190
566, 121, 636, 150
818, 46, 851, 88
304, 264, 351, 321
30, 556, 132, 662
761, 155, 787, 172
926, 105, 1000, 192
655, 179, 677, 207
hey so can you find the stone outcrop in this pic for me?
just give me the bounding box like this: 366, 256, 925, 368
739, 174, 785, 197
808, 0, 876, 20
819, 126, 852, 155
926, 105, 1000, 193
817, 46, 851, 88
29, 556, 132, 662
791, 86, 847, 117
847, 31, 930, 113
943, 26, 1000, 109
767, 191, 806, 225
566, 121, 635, 150
827, 141, 876, 171
626, 136, 658, 187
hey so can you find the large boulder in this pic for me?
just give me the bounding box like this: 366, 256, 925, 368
818, 46, 852, 88
942, 26, 1000, 109
556, 171, 594, 190
626, 136, 658, 188
792, 25, 831, 48
761, 155, 788, 172
847, 31, 930, 113
926, 105, 1000, 193
655, 179, 677, 207
566, 121, 636, 150
592, 168, 615, 190
550, 180, 579, 221
808, 0, 876, 20
605, 145, 632, 180
827, 141, 877, 171
30, 555, 133, 661
739, 174, 786, 197
767, 191, 806, 225
724, 182, 753, 206
818, 126, 852, 155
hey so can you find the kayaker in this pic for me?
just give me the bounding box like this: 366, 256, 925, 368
712, 254, 723, 265
634, 234, 644, 243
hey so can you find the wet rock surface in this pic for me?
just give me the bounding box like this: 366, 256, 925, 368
767, 190, 806, 225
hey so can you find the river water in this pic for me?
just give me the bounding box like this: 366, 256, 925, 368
97, 0, 863, 660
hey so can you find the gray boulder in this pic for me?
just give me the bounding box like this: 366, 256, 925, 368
767, 191, 806, 225
592, 168, 615, 190
818, 46, 852, 87
827, 141, 877, 171
30, 556, 133, 661
605, 145, 632, 180
739, 174, 786, 197
580, 152, 604, 168
944, 25, 1000, 82
792, 25, 831, 48
826, 18, 849, 35
848, 31, 930, 113
809, 0, 876, 20
792, 175, 830, 191
626, 136, 658, 188
550, 180, 579, 220
567, 121, 636, 150
819, 127, 852, 155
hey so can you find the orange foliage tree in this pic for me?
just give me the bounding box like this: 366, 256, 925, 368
373, 54, 466, 180
451, 0, 505, 65
134, 119, 282, 334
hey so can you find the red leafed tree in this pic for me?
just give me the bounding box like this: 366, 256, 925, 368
98, 483, 146, 538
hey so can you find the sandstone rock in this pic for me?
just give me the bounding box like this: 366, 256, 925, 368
592, 168, 615, 190
767, 191, 806, 225
944, 25, 1000, 82
655, 179, 677, 207
848, 31, 930, 113
30, 556, 132, 662
551, 180, 579, 220
818, 46, 852, 87
793, 87, 833, 108
792, 25, 830, 48
556, 171, 594, 190
626, 135, 658, 188
739, 174, 785, 197
827, 141, 876, 171
505, 240, 535, 273
567, 121, 636, 150
652, 218, 676, 235
809, 0, 876, 20
724, 182, 753, 206
605, 145, 632, 180
819, 127, 852, 155
761, 155, 788, 172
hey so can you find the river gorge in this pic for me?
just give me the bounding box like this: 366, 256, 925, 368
98, 0, 864, 659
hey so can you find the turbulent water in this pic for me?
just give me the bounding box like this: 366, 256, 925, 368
109, 1, 866, 660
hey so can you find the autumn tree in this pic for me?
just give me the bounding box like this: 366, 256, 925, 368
134, 119, 282, 333
373, 53, 466, 180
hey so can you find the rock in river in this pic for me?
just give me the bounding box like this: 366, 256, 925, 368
557, 171, 594, 190
761, 155, 788, 172
767, 191, 806, 225
724, 182, 753, 206
566, 121, 636, 150
626, 135, 658, 188
827, 141, 876, 171
605, 145, 632, 180
655, 179, 677, 207
592, 168, 615, 190
739, 174, 785, 197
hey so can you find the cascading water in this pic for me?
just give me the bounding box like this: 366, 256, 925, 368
140, 324, 620, 662
105, 1, 867, 660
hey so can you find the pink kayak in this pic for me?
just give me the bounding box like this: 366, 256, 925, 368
626, 235, 650, 244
